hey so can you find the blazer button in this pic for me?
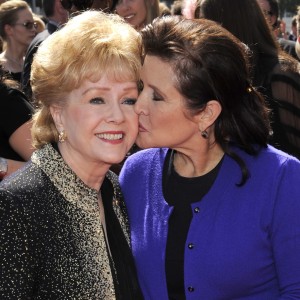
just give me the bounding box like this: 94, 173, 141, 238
194, 207, 200, 213
188, 243, 194, 249
188, 286, 194, 292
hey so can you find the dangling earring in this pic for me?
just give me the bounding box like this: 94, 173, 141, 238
58, 130, 67, 143
201, 129, 208, 139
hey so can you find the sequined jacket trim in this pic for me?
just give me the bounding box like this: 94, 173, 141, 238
0, 143, 130, 300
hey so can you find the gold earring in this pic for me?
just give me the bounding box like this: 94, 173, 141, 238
58, 130, 67, 143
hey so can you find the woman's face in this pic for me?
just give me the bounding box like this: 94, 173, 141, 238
51, 74, 139, 170
115, 0, 147, 30
8, 8, 36, 46
135, 55, 201, 150
257, 0, 277, 28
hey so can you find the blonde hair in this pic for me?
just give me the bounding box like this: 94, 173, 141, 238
0, 0, 31, 40
33, 13, 46, 33
31, 10, 142, 149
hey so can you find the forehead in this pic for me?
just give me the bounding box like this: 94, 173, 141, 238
142, 55, 174, 80
16, 8, 33, 20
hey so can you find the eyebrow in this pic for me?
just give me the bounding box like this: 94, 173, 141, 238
148, 84, 166, 98
83, 85, 137, 95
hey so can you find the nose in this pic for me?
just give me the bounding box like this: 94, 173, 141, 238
134, 92, 148, 116
106, 103, 125, 124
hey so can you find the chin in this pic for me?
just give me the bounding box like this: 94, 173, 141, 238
135, 138, 153, 150
103, 155, 126, 165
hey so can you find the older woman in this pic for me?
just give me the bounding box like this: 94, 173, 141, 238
115, 0, 160, 30
0, 10, 143, 299
120, 16, 300, 299
0, 0, 37, 82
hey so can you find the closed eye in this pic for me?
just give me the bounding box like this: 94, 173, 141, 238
152, 91, 163, 101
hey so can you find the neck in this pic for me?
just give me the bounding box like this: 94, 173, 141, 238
2, 46, 25, 72
174, 143, 224, 177
58, 143, 110, 191
5, 40, 27, 58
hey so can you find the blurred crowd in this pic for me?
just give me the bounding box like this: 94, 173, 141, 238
1, 1, 300, 299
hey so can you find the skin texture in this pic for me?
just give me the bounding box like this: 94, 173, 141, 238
135, 55, 200, 150
50, 74, 139, 190
115, 0, 147, 29
135, 55, 223, 177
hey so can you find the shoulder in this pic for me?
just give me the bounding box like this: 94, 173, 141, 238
240, 145, 300, 174
120, 148, 168, 187
0, 86, 33, 114
123, 148, 168, 168
25, 30, 51, 57
0, 161, 52, 200
30, 30, 50, 47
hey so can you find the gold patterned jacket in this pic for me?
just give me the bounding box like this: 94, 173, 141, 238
0, 143, 132, 299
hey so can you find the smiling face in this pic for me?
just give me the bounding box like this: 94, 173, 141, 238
51, 75, 139, 174
135, 55, 201, 151
115, 0, 147, 30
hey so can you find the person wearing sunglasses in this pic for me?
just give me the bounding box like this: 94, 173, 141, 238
22, 0, 69, 101
0, 0, 37, 83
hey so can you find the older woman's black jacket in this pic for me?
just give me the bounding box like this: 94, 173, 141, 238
0, 143, 143, 300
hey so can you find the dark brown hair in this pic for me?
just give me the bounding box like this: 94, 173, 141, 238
141, 16, 271, 184
198, 0, 299, 85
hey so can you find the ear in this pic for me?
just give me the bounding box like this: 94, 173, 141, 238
4, 24, 14, 37
50, 105, 64, 131
195, 100, 222, 131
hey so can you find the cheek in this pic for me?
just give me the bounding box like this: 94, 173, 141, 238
62, 107, 86, 130
126, 110, 139, 128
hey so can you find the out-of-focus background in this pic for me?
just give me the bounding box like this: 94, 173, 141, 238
22, 0, 300, 33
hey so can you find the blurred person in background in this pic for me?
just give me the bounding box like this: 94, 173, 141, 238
196, 0, 300, 159
0, 0, 37, 83
63, 0, 118, 13
159, 1, 171, 16
288, 15, 297, 41
0, 10, 143, 299
115, 0, 160, 31
33, 13, 46, 33
91, 0, 118, 11
257, 0, 298, 59
0, 68, 34, 181
171, 0, 183, 15
296, 6, 300, 60
22, 0, 69, 101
